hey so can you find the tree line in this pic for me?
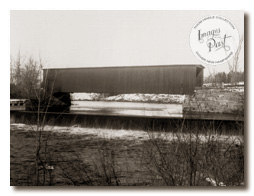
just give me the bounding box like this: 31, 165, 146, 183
10, 53, 42, 99
204, 71, 244, 84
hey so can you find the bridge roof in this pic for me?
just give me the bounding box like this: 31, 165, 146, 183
43, 64, 205, 70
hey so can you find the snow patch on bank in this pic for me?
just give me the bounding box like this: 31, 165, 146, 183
71, 93, 185, 104
71, 93, 101, 101
10, 124, 243, 144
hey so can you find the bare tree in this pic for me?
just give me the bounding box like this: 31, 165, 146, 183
10, 51, 41, 98
228, 36, 244, 84
10, 52, 59, 185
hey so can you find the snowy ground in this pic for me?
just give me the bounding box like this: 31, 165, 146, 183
202, 86, 244, 93
71, 93, 185, 104
10, 123, 243, 144
223, 86, 244, 92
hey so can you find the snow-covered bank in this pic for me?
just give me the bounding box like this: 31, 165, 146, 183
10, 123, 243, 144
71, 93, 185, 104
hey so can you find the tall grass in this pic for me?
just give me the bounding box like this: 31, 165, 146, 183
142, 119, 244, 186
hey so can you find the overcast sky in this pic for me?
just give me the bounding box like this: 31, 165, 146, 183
10, 10, 244, 77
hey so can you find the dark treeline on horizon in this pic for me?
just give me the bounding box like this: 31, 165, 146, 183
204, 71, 244, 84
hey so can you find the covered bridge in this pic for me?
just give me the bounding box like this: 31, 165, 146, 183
43, 64, 204, 96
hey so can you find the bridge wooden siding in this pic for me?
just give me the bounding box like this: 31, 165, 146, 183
43, 64, 204, 95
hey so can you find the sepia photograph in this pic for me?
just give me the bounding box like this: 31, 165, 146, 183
10, 10, 244, 187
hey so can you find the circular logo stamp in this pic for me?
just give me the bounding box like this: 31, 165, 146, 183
190, 15, 239, 65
